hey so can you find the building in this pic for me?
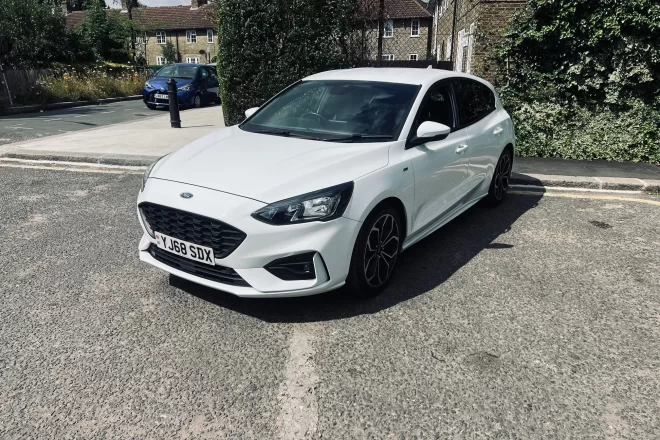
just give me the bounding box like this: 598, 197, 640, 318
433, 0, 525, 78
65, 0, 218, 66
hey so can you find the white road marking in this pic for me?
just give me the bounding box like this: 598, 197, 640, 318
57, 129, 71, 133
0, 163, 143, 174
99, 111, 115, 114
0, 138, 11, 142
73, 115, 88, 118
510, 184, 643, 195
276, 326, 319, 440
6, 126, 33, 130
0, 157, 146, 171
41, 118, 62, 121
511, 190, 660, 206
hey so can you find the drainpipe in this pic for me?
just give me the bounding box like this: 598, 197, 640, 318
175, 31, 181, 62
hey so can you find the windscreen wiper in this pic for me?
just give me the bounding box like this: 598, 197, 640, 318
253, 129, 325, 141
324, 134, 393, 142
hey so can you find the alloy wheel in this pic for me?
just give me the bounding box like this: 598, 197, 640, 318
194, 95, 201, 108
494, 153, 512, 200
363, 214, 400, 288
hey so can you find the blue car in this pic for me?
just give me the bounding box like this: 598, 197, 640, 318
143, 63, 220, 110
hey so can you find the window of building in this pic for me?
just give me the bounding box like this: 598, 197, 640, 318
453, 79, 496, 126
411, 20, 420, 37
186, 30, 197, 44
186, 56, 200, 64
384, 20, 394, 38
455, 23, 475, 73
439, 0, 450, 17
156, 31, 166, 45
207, 29, 214, 43
381, 54, 394, 61
156, 56, 165, 66
409, 54, 418, 61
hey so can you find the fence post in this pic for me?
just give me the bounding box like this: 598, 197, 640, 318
449, 0, 459, 71
0, 63, 13, 107
377, 0, 384, 66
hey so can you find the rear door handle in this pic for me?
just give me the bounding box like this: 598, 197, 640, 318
493, 127, 504, 135
455, 144, 469, 154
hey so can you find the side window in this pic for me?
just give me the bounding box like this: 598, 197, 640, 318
415, 85, 454, 130
453, 79, 495, 126
199, 67, 209, 80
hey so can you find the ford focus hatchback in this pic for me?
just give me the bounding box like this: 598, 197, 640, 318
137, 68, 515, 298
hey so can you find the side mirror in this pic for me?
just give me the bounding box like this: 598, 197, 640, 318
407, 121, 451, 148
244, 107, 259, 118
417, 121, 451, 138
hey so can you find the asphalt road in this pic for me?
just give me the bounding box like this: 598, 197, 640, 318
0, 100, 161, 146
1, 164, 659, 439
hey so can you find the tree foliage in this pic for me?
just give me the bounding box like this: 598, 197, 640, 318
80, 0, 131, 63
161, 41, 177, 64
0, 0, 73, 69
217, 0, 362, 125
494, 0, 660, 163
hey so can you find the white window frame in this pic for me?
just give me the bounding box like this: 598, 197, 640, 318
439, 0, 450, 17
381, 54, 394, 61
455, 23, 476, 73
186, 56, 200, 64
156, 56, 165, 66
383, 20, 394, 38
156, 31, 166, 45
411, 19, 420, 37
409, 54, 418, 61
186, 30, 197, 44
207, 29, 214, 43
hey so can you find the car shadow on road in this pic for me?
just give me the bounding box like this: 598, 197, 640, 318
171, 189, 544, 323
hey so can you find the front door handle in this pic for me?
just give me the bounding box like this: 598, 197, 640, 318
493, 127, 504, 135
455, 144, 469, 154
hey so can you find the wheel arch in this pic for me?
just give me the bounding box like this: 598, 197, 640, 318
361, 196, 409, 244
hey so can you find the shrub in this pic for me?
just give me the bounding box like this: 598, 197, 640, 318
217, 0, 361, 125
493, 0, 660, 163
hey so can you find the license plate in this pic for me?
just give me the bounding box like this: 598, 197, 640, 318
154, 93, 168, 100
155, 232, 215, 265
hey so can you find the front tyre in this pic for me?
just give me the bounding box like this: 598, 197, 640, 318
483, 148, 512, 207
193, 93, 202, 108
346, 205, 401, 298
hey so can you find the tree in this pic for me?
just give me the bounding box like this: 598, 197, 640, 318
0, 0, 72, 69
80, 0, 130, 62
161, 41, 177, 64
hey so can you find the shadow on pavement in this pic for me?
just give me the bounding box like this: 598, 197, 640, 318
171, 191, 544, 323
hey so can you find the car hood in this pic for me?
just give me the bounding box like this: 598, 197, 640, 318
148, 77, 193, 90
151, 126, 391, 203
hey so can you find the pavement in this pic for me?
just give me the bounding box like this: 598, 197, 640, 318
1, 164, 659, 438
0, 101, 658, 189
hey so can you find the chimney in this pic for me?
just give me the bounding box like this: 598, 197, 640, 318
190, 0, 208, 10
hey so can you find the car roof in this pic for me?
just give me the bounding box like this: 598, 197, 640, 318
304, 68, 490, 88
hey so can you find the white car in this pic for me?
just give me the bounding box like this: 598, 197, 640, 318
137, 68, 515, 298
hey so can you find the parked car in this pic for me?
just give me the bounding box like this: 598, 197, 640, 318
137, 68, 515, 298
143, 63, 220, 110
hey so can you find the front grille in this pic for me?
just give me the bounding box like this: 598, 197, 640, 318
139, 203, 246, 259
149, 245, 250, 287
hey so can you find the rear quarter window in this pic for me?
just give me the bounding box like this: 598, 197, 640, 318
454, 79, 496, 127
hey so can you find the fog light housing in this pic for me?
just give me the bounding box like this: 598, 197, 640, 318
265, 252, 317, 281
138, 207, 155, 237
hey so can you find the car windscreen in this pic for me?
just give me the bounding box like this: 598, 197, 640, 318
240, 80, 419, 143
155, 65, 198, 79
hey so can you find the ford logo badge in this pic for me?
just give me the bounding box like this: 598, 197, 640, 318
180, 192, 193, 199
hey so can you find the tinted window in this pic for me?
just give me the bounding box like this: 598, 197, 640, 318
199, 67, 209, 80
155, 65, 198, 79
415, 85, 453, 129
241, 80, 419, 142
454, 79, 495, 126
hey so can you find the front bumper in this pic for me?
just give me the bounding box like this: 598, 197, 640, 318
137, 178, 361, 297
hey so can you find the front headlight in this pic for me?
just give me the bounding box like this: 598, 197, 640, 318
178, 84, 193, 91
252, 182, 354, 225
145, 81, 153, 88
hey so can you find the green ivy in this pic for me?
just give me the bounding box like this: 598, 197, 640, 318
493, 0, 660, 163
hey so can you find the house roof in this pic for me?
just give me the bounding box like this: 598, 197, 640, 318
65, 5, 215, 30
363, 0, 434, 19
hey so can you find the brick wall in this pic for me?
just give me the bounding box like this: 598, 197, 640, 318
367, 18, 433, 61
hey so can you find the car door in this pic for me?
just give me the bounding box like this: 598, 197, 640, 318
207, 66, 220, 100
453, 78, 507, 190
405, 81, 471, 233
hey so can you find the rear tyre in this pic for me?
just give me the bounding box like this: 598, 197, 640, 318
482, 148, 513, 207
345, 205, 402, 298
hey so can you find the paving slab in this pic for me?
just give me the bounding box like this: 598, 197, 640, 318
514, 156, 660, 180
